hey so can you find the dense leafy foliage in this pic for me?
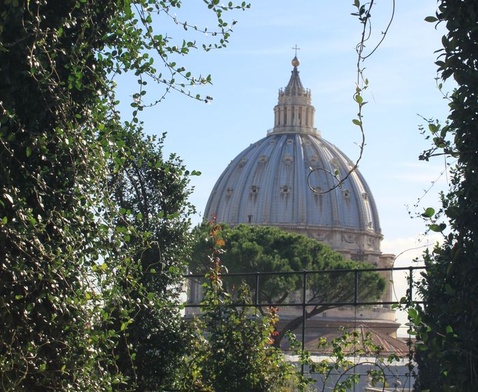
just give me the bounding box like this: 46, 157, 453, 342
190, 224, 385, 345
412, 0, 478, 390
0, 1, 248, 390
105, 127, 197, 390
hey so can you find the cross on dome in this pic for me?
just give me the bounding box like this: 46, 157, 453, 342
292, 45, 301, 67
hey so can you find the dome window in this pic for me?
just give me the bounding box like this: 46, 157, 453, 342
281, 185, 290, 194
226, 187, 234, 197
239, 158, 247, 167
287, 139, 294, 145
362, 192, 368, 200
283, 154, 293, 164
258, 155, 268, 163
343, 189, 351, 198
250, 185, 259, 194
309, 155, 318, 164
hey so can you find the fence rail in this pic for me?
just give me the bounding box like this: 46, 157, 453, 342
183, 265, 425, 308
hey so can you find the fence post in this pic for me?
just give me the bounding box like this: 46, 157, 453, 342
408, 267, 413, 305
354, 269, 359, 306
301, 270, 307, 375
255, 272, 260, 307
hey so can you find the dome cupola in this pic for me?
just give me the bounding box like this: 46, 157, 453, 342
204, 57, 384, 263
273, 56, 316, 134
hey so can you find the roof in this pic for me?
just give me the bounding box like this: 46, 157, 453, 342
304, 324, 411, 358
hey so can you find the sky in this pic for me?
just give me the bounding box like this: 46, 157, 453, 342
117, 1, 452, 309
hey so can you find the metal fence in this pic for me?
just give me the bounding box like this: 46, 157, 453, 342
182, 265, 426, 391
184, 266, 424, 305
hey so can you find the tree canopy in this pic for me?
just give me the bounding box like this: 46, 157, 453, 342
189, 223, 385, 345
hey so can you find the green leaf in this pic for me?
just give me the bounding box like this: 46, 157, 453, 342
421, 207, 435, 218
424, 16, 438, 23
429, 223, 446, 232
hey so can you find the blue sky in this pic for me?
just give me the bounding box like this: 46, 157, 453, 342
118, 1, 452, 269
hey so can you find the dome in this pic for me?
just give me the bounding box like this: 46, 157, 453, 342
205, 58, 384, 262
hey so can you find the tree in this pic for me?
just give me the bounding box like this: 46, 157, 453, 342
106, 126, 196, 390
0, 1, 248, 389
410, 0, 478, 390
189, 223, 385, 346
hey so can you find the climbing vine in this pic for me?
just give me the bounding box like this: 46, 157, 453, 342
308, 0, 395, 195
410, 0, 478, 390
0, 1, 249, 390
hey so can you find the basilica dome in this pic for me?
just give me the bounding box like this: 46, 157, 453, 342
205, 57, 385, 263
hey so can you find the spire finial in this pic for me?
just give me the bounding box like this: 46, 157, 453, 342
292, 45, 300, 67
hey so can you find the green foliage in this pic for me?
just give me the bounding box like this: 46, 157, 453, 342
409, 0, 478, 390
0, 0, 248, 390
179, 224, 304, 392
105, 126, 196, 390
190, 224, 385, 345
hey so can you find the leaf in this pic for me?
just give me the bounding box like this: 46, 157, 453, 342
424, 16, 438, 23
429, 223, 446, 232
428, 123, 438, 133
421, 207, 435, 218
4, 193, 13, 204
